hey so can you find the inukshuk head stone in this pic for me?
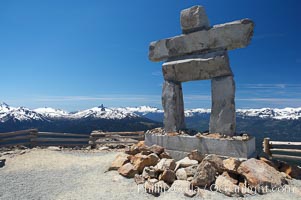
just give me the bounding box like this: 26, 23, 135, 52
148, 5, 254, 136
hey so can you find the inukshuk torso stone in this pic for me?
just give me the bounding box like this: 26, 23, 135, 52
148, 5, 254, 136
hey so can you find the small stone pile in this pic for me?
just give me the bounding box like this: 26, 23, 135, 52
109, 142, 301, 197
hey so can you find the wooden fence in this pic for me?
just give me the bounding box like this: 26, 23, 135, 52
89, 131, 144, 147
0, 129, 145, 148
263, 137, 301, 162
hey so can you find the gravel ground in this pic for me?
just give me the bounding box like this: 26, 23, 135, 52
1, 149, 301, 200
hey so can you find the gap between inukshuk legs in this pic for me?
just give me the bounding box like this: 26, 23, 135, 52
148, 5, 254, 136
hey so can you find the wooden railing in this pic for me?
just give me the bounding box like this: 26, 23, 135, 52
263, 138, 301, 161
0, 129, 145, 148
89, 131, 144, 147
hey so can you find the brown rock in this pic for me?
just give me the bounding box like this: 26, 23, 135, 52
191, 160, 217, 187
215, 172, 241, 197
132, 153, 160, 173
125, 145, 140, 155
149, 145, 165, 155
202, 154, 225, 174
118, 163, 138, 178
159, 152, 172, 159
223, 158, 241, 173
136, 141, 145, 148
188, 150, 204, 162
109, 153, 129, 170
238, 158, 287, 193
155, 158, 176, 172
159, 169, 176, 184
142, 166, 159, 179
134, 174, 145, 185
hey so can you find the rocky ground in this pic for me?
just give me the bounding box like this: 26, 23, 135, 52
1, 147, 301, 200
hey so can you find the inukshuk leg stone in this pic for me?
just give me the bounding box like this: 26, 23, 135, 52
162, 81, 185, 132
210, 76, 236, 136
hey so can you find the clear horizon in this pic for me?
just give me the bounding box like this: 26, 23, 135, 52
1, 0, 300, 111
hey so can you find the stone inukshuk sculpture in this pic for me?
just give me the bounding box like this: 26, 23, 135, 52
148, 5, 254, 136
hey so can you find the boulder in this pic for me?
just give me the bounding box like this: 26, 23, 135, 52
118, 163, 138, 178
202, 154, 225, 174
155, 158, 176, 172
142, 166, 159, 179
176, 157, 198, 169
125, 145, 140, 155
188, 150, 204, 163
132, 153, 160, 173
223, 158, 241, 173
149, 145, 165, 155
134, 174, 145, 185
176, 168, 188, 180
237, 158, 287, 193
159, 152, 172, 159
191, 160, 217, 187
215, 172, 241, 197
184, 165, 198, 177
159, 169, 176, 184
109, 153, 129, 170
180, 5, 210, 34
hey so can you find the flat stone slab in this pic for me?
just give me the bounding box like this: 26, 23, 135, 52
145, 134, 256, 160
149, 19, 254, 62
210, 76, 236, 136
162, 51, 232, 82
162, 81, 186, 132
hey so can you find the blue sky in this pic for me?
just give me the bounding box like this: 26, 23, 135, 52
0, 0, 300, 111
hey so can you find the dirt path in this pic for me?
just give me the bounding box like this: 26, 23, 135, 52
1, 149, 301, 200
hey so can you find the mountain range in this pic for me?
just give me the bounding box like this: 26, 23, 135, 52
1, 102, 301, 147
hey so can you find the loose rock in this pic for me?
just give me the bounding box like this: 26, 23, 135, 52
223, 157, 241, 173
132, 153, 160, 173
191, 160, 217, 187
176, 157, 198, 169
134, 174, 145, 185
159, 169, 176, 184
238, 158, 287, 193
202, 154, 225, 174
188, 150, 204, 163
155, 158, 176, 172
118, 163, 138, 178
149, 145, 165, 155
215, 172, 241, 197
159, 152, 172, 159
176, 168, 188, 180
142, 166, 159, 179
109, 153, 129, 170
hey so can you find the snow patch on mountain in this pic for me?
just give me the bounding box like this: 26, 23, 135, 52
34, 107, 70, 118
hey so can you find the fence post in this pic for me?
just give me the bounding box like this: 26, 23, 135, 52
30, 129, 38, 148
263, 137, 271, 157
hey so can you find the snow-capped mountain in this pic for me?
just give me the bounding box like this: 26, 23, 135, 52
71, 106, 139, 119
0, 103, 46, 123
1, 103, 301, 122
